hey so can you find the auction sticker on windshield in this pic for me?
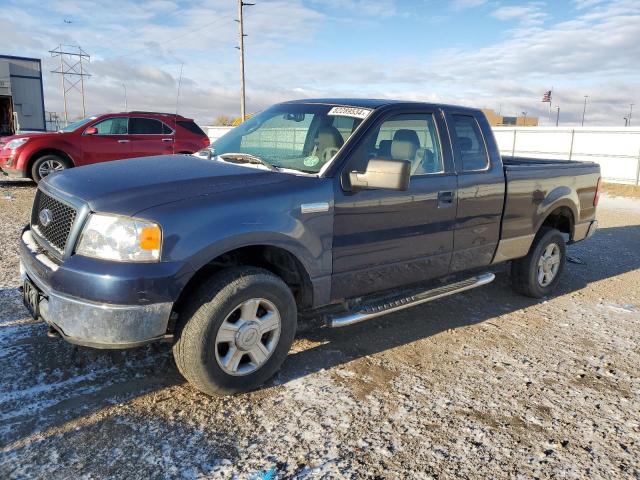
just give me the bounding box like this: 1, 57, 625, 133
328, 106, 372, 119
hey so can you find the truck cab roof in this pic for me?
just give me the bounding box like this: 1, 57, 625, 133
280, 98, 482, 114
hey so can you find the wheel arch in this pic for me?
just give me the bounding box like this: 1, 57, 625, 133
173, 243, 315, 318
27, 149, 75, 178
536, 202, 577, 240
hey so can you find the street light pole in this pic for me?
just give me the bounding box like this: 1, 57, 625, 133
629, 104, 634, 127
555, 106, 560, 126
581, 95, 588, 126
522, 111, 527, 126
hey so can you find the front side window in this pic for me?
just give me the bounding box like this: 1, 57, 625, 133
92, 117, 128, 135
211, 104, 365, 173
451, 114, 489, 171
130, 118, 164, 134
347, 113, 444, 176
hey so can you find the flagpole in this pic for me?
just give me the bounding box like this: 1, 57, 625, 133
548, 87, 553, 125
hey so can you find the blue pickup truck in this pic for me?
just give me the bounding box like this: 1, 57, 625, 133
19, 99, 601, 395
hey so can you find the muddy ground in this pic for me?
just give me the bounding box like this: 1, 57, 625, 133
0, 179, 638, 479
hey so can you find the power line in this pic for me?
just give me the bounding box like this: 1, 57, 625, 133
115, 15, 232, 61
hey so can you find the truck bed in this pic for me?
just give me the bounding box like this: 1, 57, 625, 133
499, 156, 600, 249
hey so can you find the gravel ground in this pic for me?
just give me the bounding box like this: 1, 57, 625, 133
0, 180, 638, 479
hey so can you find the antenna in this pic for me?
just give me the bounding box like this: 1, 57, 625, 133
175, 63, 184, 116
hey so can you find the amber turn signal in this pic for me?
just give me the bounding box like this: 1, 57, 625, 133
140, 226, 161, 250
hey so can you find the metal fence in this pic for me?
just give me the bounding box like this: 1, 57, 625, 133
493, 127, 640, 185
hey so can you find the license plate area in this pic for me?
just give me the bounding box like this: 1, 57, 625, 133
23, 278, 41, 319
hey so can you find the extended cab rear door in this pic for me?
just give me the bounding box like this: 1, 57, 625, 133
331, 107, 458, 300
443, 109, 505, 271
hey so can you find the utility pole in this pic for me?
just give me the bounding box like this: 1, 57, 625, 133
629, 104, 634, 127
555, 106, 560, 126
49, 45, 91, 125
122, 84, 127, 111
522, 111, 527, 126
581, 95, 588, 126
237, 0, 254, 122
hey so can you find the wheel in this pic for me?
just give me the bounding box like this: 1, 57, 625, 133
511, 227, 566, 298
31, 155, 71, 183
173, 267, 297, 396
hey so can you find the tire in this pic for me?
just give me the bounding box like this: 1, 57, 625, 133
173, 267, 297, 396
511, 227, 566, 298
31, 155, 71, 183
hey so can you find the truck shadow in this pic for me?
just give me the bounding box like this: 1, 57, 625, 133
0, 224, 638, 449
277, 223, 640, 383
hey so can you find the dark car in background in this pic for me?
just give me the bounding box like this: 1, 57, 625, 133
0, 111, 210, 182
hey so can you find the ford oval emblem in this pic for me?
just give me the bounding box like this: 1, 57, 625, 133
39, 208, 53, 227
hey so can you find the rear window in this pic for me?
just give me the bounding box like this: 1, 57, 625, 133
451, 114, 489, 171
177, 120, 206, 136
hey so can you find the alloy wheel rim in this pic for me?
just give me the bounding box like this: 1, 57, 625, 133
214, 298, 281, 376
38, 159, 65, 178
537, 243, 561, 287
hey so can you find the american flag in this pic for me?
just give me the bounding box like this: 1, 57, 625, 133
542, 90, 552, 103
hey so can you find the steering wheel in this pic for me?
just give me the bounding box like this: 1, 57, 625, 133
322, 147, 340, 162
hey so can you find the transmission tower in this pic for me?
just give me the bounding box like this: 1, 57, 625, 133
49, 45, 91, 125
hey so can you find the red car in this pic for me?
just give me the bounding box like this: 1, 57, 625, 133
0, 111, 210, 182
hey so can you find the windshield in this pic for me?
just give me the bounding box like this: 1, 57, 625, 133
211, 104, 369, 173
59, 117, 95, 133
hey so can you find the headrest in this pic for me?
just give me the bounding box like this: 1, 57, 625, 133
316, 126, 344, 148
391, 129, 420, 160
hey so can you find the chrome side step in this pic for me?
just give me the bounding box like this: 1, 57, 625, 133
328, 273, 495, 328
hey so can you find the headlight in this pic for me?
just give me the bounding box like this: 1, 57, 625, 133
76, 213, 162, 262
6, 138, 29, 150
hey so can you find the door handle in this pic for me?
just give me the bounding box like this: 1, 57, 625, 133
162, 138, 173, 142
437, 190, 454, 207
117, 139, 130, 143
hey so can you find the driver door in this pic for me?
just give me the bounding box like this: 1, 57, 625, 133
331, 109, 458, 300
82, 117, 131, 164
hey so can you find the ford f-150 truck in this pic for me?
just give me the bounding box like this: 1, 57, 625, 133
19, 99, 601, 395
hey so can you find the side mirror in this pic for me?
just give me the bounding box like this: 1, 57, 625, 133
349, 158, 411, 191
84, 127, 98, 135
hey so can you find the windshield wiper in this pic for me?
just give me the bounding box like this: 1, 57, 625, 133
218, 152, 278, 171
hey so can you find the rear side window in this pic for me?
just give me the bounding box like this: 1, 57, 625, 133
130, 118, 164, 134
176, 120, 206, 136
451, 114, 489, 171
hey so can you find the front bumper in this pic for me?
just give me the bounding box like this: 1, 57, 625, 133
20, 229, 175, 349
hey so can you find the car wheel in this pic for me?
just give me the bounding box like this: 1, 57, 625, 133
173, 267, 297, 396
31, 155, 71, 183
511, 227, 566, 298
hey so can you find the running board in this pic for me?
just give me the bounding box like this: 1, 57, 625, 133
328, 273, 495, 328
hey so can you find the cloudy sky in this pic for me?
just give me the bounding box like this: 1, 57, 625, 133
2, 0, 639, 126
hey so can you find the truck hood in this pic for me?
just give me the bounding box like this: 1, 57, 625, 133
42, 155, 290, 216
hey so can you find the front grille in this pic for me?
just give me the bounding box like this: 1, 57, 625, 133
31, 190, 77, 254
